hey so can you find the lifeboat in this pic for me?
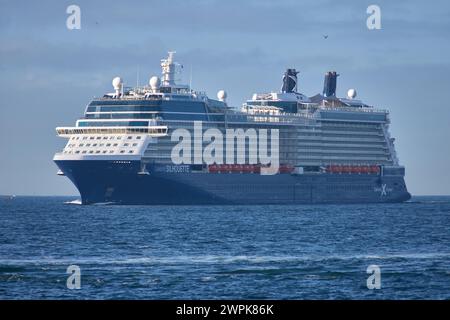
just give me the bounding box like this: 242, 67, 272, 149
217, 164, 229, 173
370, 165, 380, 174
279, 165, 294, 174
208, 164, 219, 173
341, 166, 351, 174
231, 164, 243, 173
360, 166, 370, 174
330, 165, 339, 173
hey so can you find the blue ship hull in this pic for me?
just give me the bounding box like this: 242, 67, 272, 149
55, 160, 411, 205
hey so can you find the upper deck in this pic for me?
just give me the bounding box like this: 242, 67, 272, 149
56, 52, 391, 137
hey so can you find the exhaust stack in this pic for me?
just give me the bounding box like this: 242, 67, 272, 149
323, 71, 339, 97
281, 69, 299, 93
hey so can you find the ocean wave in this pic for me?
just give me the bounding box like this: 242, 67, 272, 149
1, 252, 449, 267
63, 199, 119, 205
64, 199, 82, 205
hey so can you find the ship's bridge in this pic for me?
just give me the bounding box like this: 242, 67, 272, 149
54, 51, 230, 160
82, 52, 228, 123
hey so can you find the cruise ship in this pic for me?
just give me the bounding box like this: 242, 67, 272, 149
53, 52, 411, 204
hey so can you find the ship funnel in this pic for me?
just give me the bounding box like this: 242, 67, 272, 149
281, 69, 299, 93
323, 71, 339, 97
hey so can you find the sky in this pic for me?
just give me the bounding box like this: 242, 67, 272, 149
0, 0, 449, 196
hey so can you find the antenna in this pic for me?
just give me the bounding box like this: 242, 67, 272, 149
161, 51, 177, 86
189, 64, 193, 90
136, 65, 140, 89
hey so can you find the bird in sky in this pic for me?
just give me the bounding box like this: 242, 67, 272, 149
323, 35, 329, 39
